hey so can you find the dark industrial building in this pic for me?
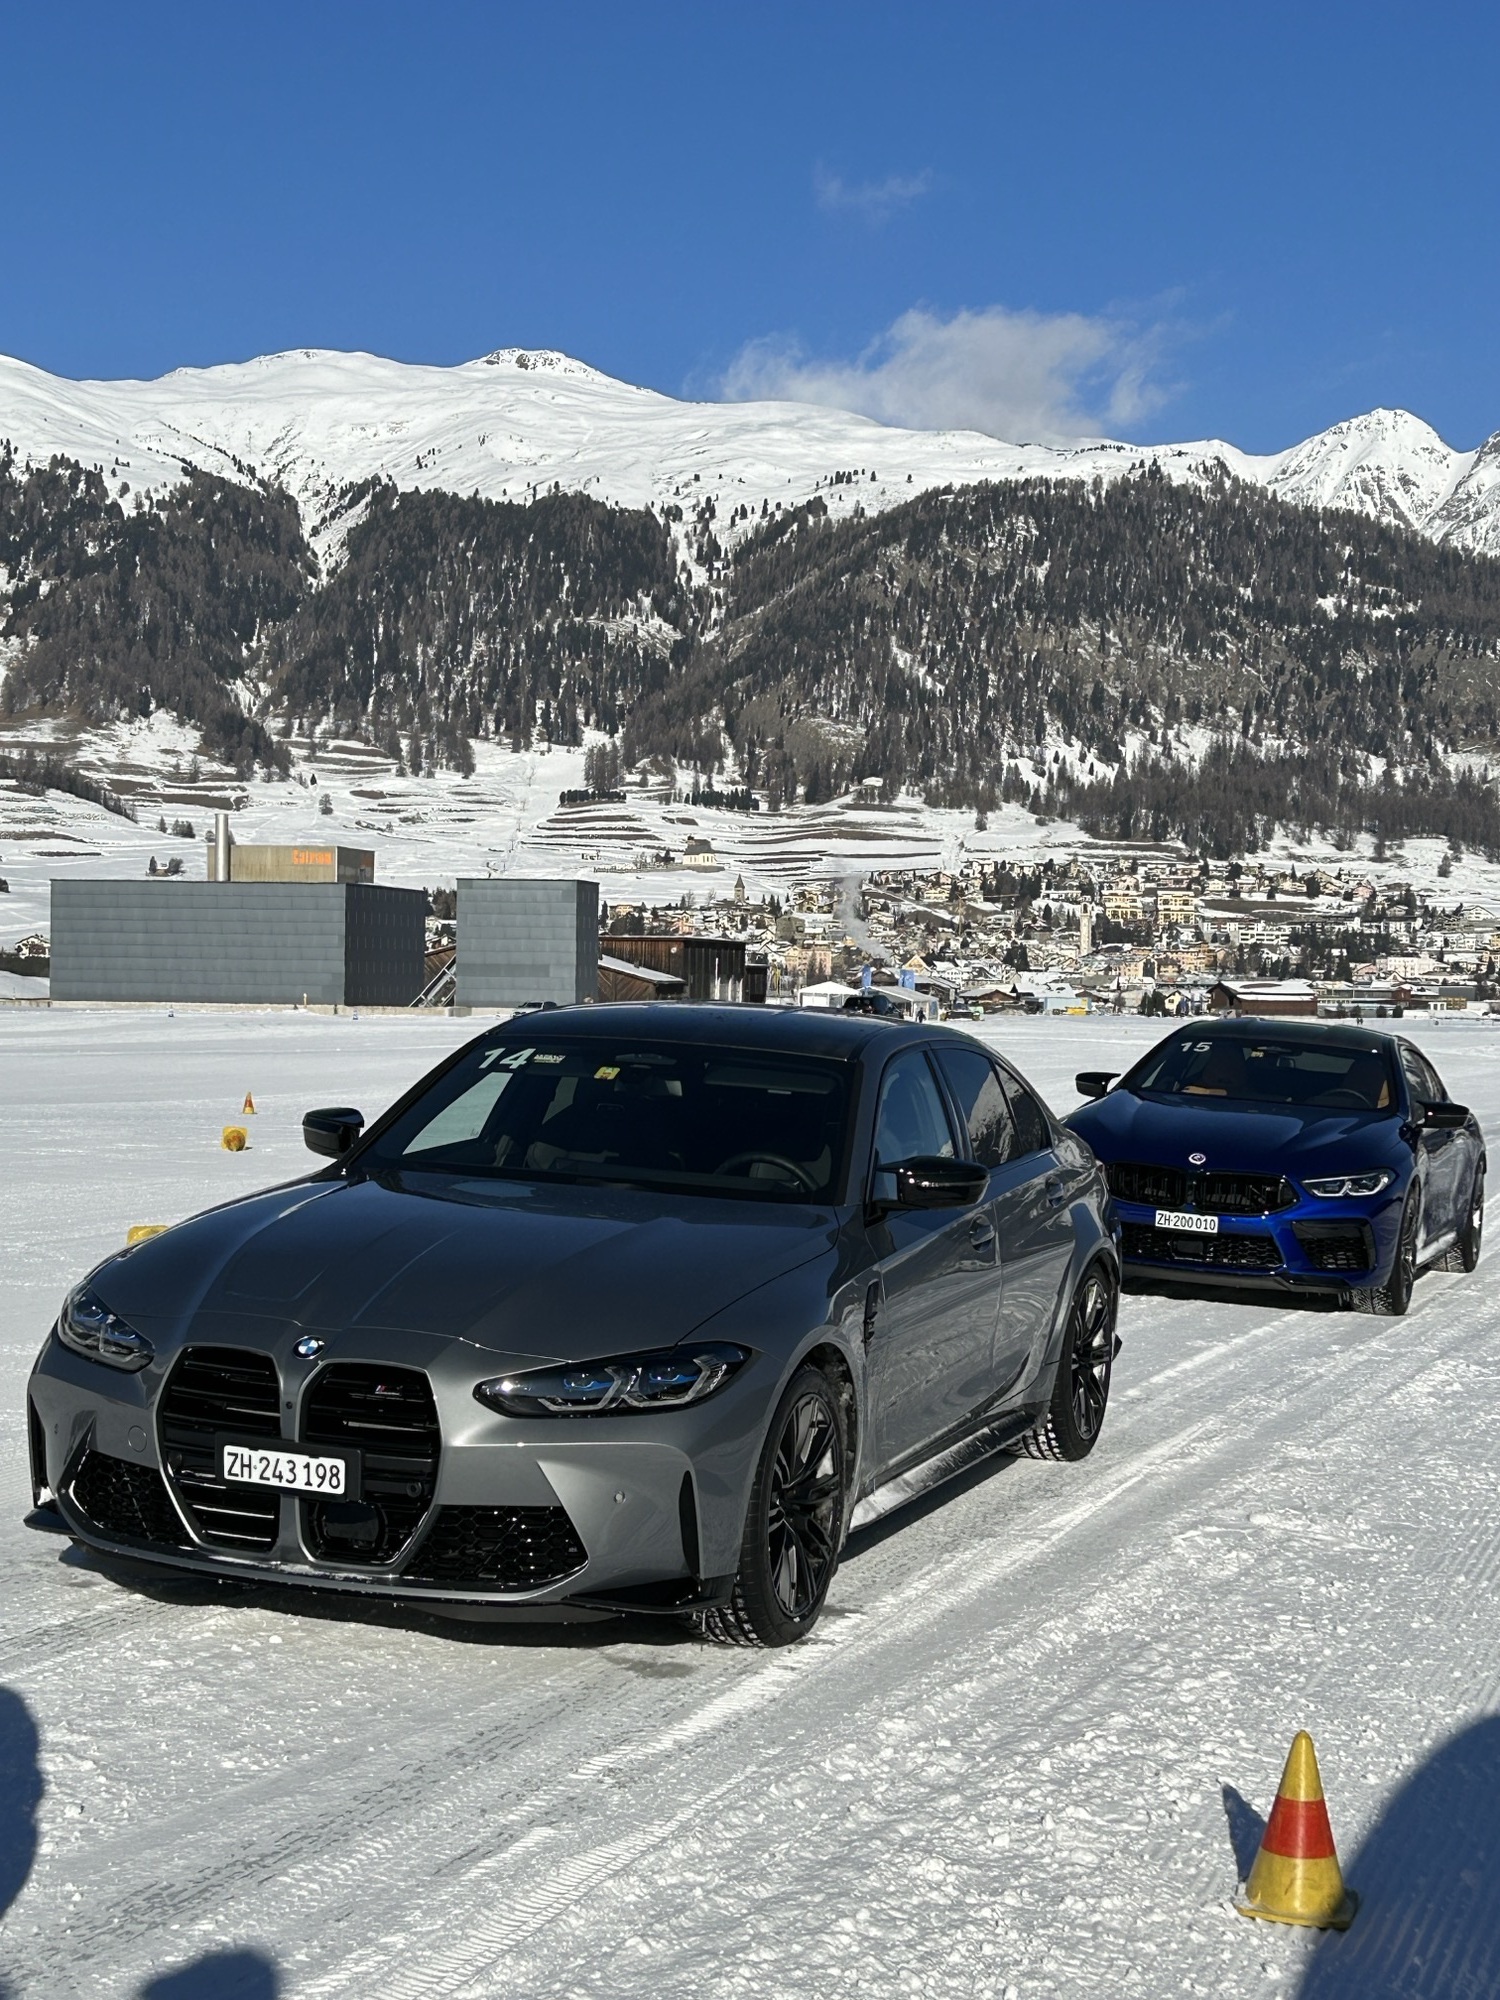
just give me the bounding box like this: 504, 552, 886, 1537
50, 881, 425, 1006
603, 933, 756, 1002
456, 879, 599, 1008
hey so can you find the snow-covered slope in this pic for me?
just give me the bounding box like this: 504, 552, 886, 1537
1, 345, 1496, 560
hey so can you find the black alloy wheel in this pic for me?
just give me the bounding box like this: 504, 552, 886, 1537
1373, 1187, 1421, 1316
1021, 1262, 1119, 1463
703, 1362, 847, 1648
1444, 1164, 1485, 1274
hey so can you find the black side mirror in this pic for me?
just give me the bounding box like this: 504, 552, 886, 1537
1421, 1099, 1470, 1131
1075, 1071, 1118, 1101
892, 1156, 989, 1210
303, 1107, 365, 1158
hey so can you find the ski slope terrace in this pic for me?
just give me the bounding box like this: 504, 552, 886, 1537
0, 1009, 1498, 1997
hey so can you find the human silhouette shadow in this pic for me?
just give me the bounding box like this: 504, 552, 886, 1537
0, 1687, 42, 2000
139, 1949, 280, 1999
1298, 1716, 1500, 1999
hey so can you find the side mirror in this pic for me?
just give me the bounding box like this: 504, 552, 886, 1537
303, 1107, 365, 1158
891, 1156, 989, 1210
1075, 1070, 1118, 1101
1421, 1099, 1470, 1131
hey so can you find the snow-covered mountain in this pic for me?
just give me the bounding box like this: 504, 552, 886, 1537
0, 345, 1496, 561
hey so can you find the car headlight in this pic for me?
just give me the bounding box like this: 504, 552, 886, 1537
475, 1343, 749, 1417
55, 1284, 155, 1371
1302, 1171, 1395, 1199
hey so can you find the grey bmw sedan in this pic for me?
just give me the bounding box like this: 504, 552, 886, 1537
28, 1007, 1120, 1646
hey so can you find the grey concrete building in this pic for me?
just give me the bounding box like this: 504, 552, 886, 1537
456, 879, 598, 1008
50, 882, 425, 1005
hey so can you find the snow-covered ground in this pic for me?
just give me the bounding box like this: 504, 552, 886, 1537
1, 346, 1497, 559
2, 1008, 1499, 1998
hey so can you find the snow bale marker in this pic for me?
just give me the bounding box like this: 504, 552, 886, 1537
1236, 1731, 1357, 1930
221, 1126, 249, 1152
126, 1225, 168, 1245
242, 1092, 257, 1115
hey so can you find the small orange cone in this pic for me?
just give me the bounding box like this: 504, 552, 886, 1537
221, 1126, 249, 1152
242, 1092, 257, 1115
1236, 1731, 1357, 1930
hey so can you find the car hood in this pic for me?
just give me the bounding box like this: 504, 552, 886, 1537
1065, 1090, 1402, 1180
90, 1172, 841, 1364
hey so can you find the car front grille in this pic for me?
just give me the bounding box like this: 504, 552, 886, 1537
1122, 1222, 1284, 1271
1108, 1162, 1295, 1215
71, 1450, 190, 1547
158, 1346, 283, 1550
300, 1364, 440, 1564
405, 1506, 588, 1591
1293, 1221, 1376, 1273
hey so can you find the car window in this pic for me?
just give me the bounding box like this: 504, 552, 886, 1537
997, 1066, 1052, 1158
361, 1038, 853, 1202
872, 1050, 956, 1167
1128, 1033, 1394, 1110
933, 1045, 1018, 1168
1400, 1044, 1445, 1104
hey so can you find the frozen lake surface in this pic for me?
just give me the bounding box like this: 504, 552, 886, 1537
2, 1007, 1498, 1999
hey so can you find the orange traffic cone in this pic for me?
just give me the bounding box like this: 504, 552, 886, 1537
242, 1092, 257, 1115
1236, 1731, 1357, 1930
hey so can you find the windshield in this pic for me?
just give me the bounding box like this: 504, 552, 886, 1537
360, 1037, 854, 1201
1127, 1033, 1395, 1111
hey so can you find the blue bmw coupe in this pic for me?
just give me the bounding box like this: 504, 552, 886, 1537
1066, 1019, 1484, 1313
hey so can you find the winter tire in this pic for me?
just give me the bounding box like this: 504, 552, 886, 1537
702, 1363, 846, 1648
1020, 1261, 1119, 1463
1442, 1165, 1484, 1274
1372, 1187, 1420, 1316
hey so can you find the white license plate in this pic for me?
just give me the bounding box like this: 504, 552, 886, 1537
222, 1443, 349, 1495
1155, 1209, 1219, 1235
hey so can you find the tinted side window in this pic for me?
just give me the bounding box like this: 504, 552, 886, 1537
872, 1050, 957, 1166
933, 1046, 1017, 1168
998, 1067, 1052, 1158
1400, 1045, 1443, 1105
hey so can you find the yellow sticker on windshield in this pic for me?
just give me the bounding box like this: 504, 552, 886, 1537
594, 1065, 621, 1080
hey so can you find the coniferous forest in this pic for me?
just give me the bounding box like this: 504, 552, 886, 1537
4, 442, 1500, 854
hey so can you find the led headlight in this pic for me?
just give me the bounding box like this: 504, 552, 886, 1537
55, 1283, 155, 1371
475, 1343, 748, 1417
1302, 1170, 1395, 1199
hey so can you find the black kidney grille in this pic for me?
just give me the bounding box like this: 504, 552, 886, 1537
1108, 1162, 1295, 1214
405, 1506, 588, 1591
158, 1346, 282, 1551
71, 1451, 189, 1548
300, 1364, 440, 1563
1122, 1222, 1283, 1271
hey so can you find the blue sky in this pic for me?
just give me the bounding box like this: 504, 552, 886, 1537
0, 2, 1495, 451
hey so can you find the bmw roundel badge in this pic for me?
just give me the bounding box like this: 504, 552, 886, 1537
294, 1336, 326, 1359
1188, 1152, 1207, 1166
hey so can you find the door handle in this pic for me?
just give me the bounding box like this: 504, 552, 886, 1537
968, 1219, 997, 1252
1045, 1177, 1066, 1208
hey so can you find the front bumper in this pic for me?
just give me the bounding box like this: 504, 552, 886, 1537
28, 1329, 767, 1617
1113, 1189, 1402, 1297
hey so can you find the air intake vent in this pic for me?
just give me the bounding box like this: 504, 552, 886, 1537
159, 1346, 282, 1551
71, 1451, 190, 1548
1294, 1220, 1375, 1273
300, 1364, 440, 1564
1108, 1163, 1295, 1215
405, 1506, 587, 1591
1122, 1222, 1283, 1271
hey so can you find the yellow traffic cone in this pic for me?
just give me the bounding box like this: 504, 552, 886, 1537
221, 1126, 249, 1152
1236, 1731, 1357, 1930
242, 1092, 257, 1115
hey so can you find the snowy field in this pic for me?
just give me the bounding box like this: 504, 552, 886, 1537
2, 1008, 1500, 1999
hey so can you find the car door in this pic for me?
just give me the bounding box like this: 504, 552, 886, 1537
1400, 1042, 1465, 1242
864, 1047, 1001, 1477
991, 1062, 1077, 1393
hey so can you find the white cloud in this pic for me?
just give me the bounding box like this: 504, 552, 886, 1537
813, 165, 935, 223
721, 304, 1178, 444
